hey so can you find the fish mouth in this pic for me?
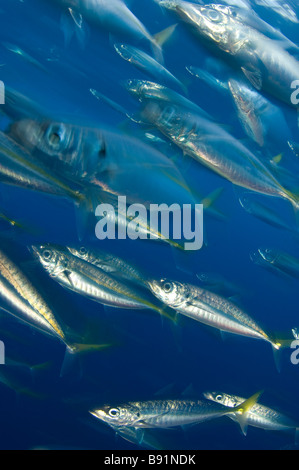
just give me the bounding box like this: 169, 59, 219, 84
147, 279, 159, 292
202, 391, 214, 401
30, 245, 44, 257
89, 409, 107, 421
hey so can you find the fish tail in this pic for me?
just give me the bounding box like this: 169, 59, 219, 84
60, 342, 112, 378
284, 189, 299, 224
270, 330, 299, 372
232, 390, 263, 436
152, 23, 177, 64
74, 188, 102, 241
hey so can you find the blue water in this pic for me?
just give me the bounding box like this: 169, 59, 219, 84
0, 0, 299, 450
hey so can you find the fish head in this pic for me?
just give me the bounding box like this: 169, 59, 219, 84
67, 246, 91, 262
114, 44, 134, 62
203, 391, 240, 408
148, 279, 188, 308
31, 245, 66, 276
141, 101, 198, 144
256, 248, 278, 264
10, 120, 74, 156
125, 79, 165, 100
172, 2, 232, 47
10, 118, 108, 175
90, 403, 142, 427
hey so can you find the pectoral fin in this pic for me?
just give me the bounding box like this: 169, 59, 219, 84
241, 66, 263, 91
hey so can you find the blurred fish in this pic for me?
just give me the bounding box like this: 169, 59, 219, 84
148, 279, 291, 359
196, 272, 245, 297
0, 130, 92, 239
228, 79, 267, 147
139, 100, 299, 214
31, 245, 173, 319
8, 117, 195, 206
114, 42, 186, 93
54, 0, 164, 61
250, 248, 299, 279
254, 0, 298, 24
186, 66, 229, 96
187, 69, 291, 148
159, 1, 299, 107
204, 391, 299, 439
1, 42, 48, 73
239, 193, 296, 232
90, 392, 262, 432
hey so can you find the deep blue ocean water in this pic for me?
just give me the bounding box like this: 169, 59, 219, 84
0, 0, 299, 450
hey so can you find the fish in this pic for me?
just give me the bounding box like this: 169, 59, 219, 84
125, 79, 213, 121
8, 117, 195, 207
239, 193, 296, 232
204, 391, 299, 439
158, 1, 299, 107
31, 245, 173, 319
148, 279, 290, 358
0, 248, 72, 351
114, 43, 185, 92
250, 248, 299, 279
2, 42, 48, 73
90, 392, 262, 432
0, 131, 84, 201
196, 272, 245, 297
204, 4, 299, 50
228, 78, 292, 148
67, 246, 145, 287
0, 249, 111, 368
54, 0, 163, 61
186, 66, 229, 96
139, 100, 299, 214
254, 0, 299, 24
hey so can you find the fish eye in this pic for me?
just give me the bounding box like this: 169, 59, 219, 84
207, 10, 221, 22
216, 395, 223, 401
43, 250, 52, 260
46, 124, 66, 148
109, 408, 120, 418
163, 282, 173, 293
79, 247, 87, 255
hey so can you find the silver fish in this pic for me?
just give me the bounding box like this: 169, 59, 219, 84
125, 79, 213, 121
159, 1, 299, 107
114, 43, 185, 92
148, 278, 283, 351
67, 246, 145, 286
204, 391, 299, 438
0, 249, 71, 349
31, 245, 169, 317
90, 392, 261, 430
140, 100, 299, 213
